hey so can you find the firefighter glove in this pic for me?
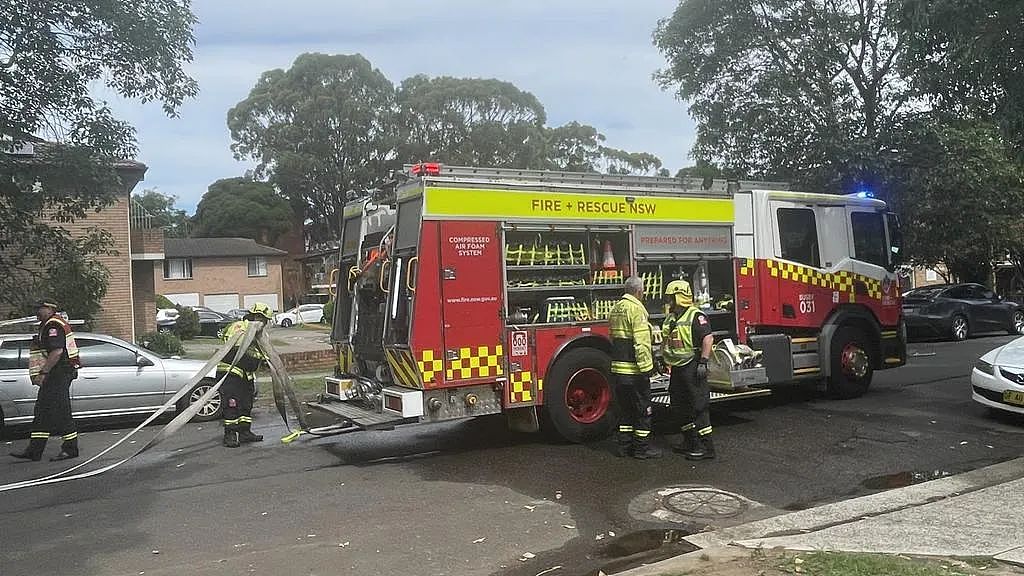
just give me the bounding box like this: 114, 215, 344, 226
696, 358, 709, 381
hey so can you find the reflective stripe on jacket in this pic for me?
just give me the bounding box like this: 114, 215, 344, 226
217, 320, 265, 380
608, 294, 654, 375
29, 316, 81, 376
661, 307, 701, 367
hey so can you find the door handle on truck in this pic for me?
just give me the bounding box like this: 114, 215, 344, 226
379, 260, 392, 293
407, 257, 419, 292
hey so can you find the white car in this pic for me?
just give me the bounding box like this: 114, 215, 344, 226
972, 336, 1024, 415
273, 304, 325, 327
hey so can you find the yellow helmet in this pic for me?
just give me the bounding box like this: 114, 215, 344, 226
664, 280, 693, 307
248, 302, 273, 321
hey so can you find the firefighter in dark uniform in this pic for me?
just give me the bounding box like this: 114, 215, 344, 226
218, 302, 272, 448
609, 276, 662, 459
661, 280, 716, 460
10, 300, 81, 462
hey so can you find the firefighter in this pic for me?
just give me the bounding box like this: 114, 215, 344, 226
609, 276, 662, 459
218, 302, 272, 448
661, 280, 716, 460
10, 300, 81, 462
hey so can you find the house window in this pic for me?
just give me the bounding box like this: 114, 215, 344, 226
777, 208, 820, 267
164, 258, 193, 280
926, 269, 938, 282
247, 256, 268, 277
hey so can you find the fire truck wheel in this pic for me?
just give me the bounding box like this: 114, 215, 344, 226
827, 326, 873, 399
541, 348, 614, 443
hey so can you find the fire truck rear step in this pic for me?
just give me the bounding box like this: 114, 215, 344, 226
652, 388, 771, 406
306, 400, 407, 429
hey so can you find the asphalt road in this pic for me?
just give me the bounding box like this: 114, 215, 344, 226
2, 334, 1023, 576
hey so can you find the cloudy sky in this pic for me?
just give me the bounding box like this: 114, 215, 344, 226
106, 0, 696, 213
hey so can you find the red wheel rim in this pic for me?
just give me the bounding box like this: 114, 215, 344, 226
841, 343, 869, 379
564, 367, 611, 424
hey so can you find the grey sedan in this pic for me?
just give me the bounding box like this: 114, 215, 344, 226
0, 332, 223, 432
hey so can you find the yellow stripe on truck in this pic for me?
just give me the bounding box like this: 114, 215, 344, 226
423, 187, 734, 224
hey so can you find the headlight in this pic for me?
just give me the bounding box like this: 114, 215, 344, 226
975, 359, 996, 376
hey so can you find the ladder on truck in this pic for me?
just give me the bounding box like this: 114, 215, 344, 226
404, 163, 790, 196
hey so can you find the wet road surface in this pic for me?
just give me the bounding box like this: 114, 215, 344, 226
1, 334, 1022, 575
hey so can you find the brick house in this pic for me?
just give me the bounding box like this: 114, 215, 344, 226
155, 238, 286, 313
1, 143, 154, 342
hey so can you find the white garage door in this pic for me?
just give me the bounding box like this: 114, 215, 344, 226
165, 293, 200, 307
244, 293, 280, 312
203, 294, 240, 313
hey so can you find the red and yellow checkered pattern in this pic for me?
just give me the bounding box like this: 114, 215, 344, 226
739, 258, 755, 277
766, 260, 882, 299
446, 345, 504, 381
418, 349, 444, 385
509, 371, 535, 404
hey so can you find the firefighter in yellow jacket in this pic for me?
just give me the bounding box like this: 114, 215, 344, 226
11, 300, 81, 462
609, 276, 662, 459
661, 280, 716, 460
218, 303, 272, 448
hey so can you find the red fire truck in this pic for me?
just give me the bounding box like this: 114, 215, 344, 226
312, 164, 906, 442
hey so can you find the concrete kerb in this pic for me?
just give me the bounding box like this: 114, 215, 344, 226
619, 457, 1024, 575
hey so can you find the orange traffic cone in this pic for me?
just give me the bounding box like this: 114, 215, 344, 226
602, 240, 616, 270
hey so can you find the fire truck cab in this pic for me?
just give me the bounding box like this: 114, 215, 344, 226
315, 164, 905, 442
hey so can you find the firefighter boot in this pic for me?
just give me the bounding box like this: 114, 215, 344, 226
673, 430, 698, 455
632, 433, 663, 460
685, 435, 716, 461
238, 425, 263, 444
51, 435, 80, 461
223, 430, 241, 448
10, 438, 46, 461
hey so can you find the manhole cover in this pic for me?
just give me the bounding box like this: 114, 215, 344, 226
628, 485, 762, 525
663, 488, 748, 518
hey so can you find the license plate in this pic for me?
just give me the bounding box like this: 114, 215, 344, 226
1003, 390, 1024, 406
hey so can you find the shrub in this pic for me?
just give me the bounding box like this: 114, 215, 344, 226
323, 299, 335, 325
138, 331, 185, 356
173, 304, 200, 340
156, 294, 175, 309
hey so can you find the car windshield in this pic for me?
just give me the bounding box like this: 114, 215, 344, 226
905, 287, 946, 299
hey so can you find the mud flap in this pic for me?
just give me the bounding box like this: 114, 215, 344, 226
506, 405, 540, 433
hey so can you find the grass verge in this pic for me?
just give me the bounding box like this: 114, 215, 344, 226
662, 550, 1019, 576
255, 377, 324, 406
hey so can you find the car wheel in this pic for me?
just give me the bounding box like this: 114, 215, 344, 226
319, 316, 326, 324
540, 347, 615, 443
281, 318, 293, 328
182, 379, 223, 422
1011, 311, 1024, 336
950, 314, 969, 341
826, 326, 874, 399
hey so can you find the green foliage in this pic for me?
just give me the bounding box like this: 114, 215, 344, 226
156, 294, 175, 309
886, 117, 1024, 283
173, 305, 200, 340
138, 331, 185, 357
654, 0, 914, 191
397, 75, 548, 168
132, 189, 191, 237
192, 177, 293, 244
228, 54, 666, 244
228, 53, 399, 244
545, 122, 606, 172
0, 0, 197, 314
322, 299, 335, 326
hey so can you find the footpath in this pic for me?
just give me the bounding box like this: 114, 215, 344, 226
624, 457, 1024, 575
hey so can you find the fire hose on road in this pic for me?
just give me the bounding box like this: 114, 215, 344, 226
0, 319, 358, 492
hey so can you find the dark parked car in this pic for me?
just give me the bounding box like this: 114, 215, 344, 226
903, 283, 1024, 341
156, 306, 234, 338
